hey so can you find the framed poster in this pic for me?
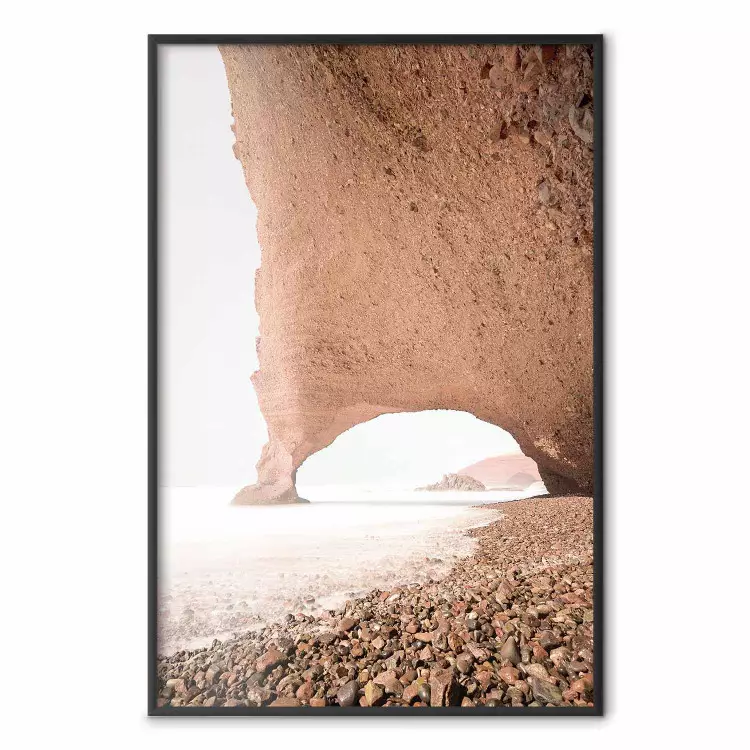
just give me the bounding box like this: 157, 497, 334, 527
149, 34, 603, 715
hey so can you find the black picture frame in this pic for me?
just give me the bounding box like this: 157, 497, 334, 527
148, 33, 604, 717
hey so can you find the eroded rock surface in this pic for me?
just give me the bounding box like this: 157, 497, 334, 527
220, 43, 595, 503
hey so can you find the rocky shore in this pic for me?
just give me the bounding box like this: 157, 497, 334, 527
157, 495, 594, 709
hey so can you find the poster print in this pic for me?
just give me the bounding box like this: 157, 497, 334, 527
150, 35, 602, 715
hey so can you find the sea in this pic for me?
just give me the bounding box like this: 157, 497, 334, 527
157, 482, 546, 655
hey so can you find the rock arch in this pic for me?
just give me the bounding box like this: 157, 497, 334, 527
221, 43, 594, 503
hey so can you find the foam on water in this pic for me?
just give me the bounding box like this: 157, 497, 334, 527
157, 483, 545, 654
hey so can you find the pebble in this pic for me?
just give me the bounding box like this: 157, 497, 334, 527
571, 674, 594, 695
374, 670, 403, 696
296, 681, 314, 702
339, 616, 358, 632
247, 685, 272, 705
255, 648, 286, 673
523, 663, 550, 681
538, 630, 561, 650
498, 665, 520, 685
456, 652, 474, 674
336, 679, 359, 707
402, 680, 422, 704
269, 696, 300, 707
364, 681, 385, 706
417, 682, 432, 704
500, 636, 522, 665
430, 668, 458, 707
528, 675, 564, 705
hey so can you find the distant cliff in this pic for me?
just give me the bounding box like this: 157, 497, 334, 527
458, 454, 542, 489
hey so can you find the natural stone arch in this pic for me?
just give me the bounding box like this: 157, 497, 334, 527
222, 43, 594, 504
233, 397, 578, 505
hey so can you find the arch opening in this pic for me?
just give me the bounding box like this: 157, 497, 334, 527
295, 410, 547, 499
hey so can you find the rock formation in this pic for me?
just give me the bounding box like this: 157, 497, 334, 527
220, 43, 595, 504
416, 474, 486, 492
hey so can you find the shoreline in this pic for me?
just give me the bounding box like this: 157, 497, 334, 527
157, 494, 594, 708
157, 489, 510, 655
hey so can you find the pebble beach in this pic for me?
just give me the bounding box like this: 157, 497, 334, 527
157, 494, 594, 709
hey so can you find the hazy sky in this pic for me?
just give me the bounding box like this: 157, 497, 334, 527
297, 410, 520, 487
159, 45, 267, 487
160, 45, 520, 489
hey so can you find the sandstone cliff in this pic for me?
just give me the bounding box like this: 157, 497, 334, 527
220, 43, 595, 503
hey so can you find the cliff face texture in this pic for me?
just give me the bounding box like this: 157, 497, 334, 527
220, 43, 595, 503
